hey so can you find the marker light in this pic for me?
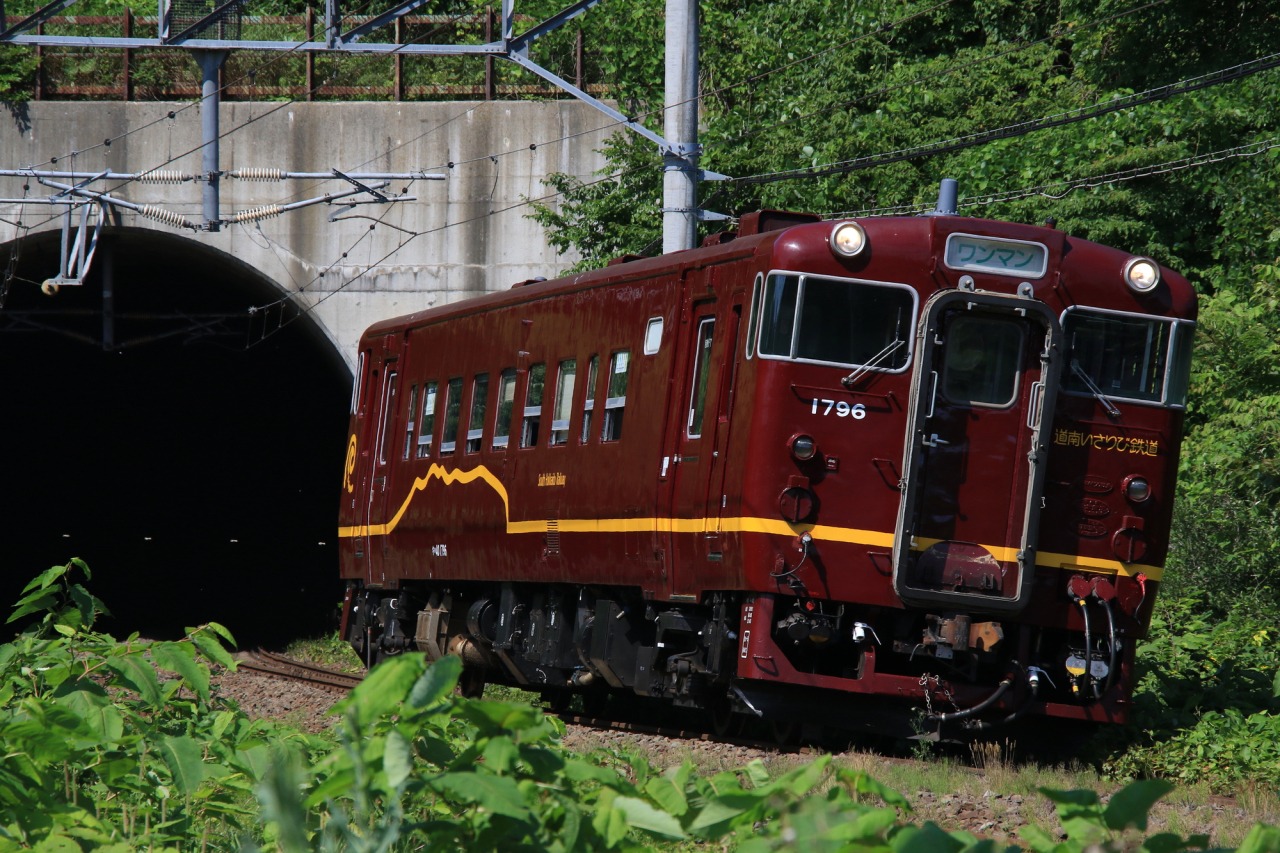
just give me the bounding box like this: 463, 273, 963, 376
829, 222, 868, 257
790, 434, 818, 462
1124, 257, 1161, 293
1124, 475, 1151, 503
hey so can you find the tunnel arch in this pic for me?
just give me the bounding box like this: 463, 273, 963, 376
2, 226, 351, 646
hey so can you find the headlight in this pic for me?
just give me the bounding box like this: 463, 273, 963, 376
1124, 475, 1151, 503
829, 222, 868, 257
790, 434, 818, 462
1124, 257, 1161, 293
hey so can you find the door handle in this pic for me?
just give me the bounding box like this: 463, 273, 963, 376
923, 433, 950, 448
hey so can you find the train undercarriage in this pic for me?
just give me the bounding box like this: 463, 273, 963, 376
342, 580, 1130, 740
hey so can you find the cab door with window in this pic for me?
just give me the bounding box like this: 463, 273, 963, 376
667, 286, 742, 587
363, 335, 405, 586
893, 290, 1061, 612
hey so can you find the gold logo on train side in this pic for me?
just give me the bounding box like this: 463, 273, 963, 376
343, 434, 358, 493
1053, 429, 1159, 456
537, 472, 567, 487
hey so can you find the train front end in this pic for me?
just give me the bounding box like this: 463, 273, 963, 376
733, 191, 1196, 734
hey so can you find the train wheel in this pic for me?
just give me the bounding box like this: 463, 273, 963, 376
455, 667, 486, 698
541, 688, 573, 714
770, 717, 802, 746
710, 695, 743, 738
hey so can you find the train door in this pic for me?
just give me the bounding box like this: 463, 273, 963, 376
362, 335, 404, 586
667, 285, 741, 587
893, 290, 1061, 613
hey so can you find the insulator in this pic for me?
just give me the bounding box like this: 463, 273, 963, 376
231, 168, 286, 182
138, 204, 197, 230
230, 204, 283, 223
136, 169, 193, 184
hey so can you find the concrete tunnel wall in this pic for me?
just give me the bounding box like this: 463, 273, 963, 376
0, 101, 618, 644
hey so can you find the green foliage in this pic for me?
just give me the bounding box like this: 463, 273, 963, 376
0, 558, 322, 849
3, 565, 1277, 850
1100, 596, 1280, 793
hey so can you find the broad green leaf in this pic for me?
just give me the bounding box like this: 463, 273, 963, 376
1103, 779, 1175, 832
21, 563, 69, 594
889, 820, 968, 852
1237, 824, 1280, 853
430, 770, 530, 820
407, 654, 461, 708
611, 794, 687, 840
592, 790, 628, 848
482, 735, 518, 774
151, 641, 211, 704
825, 806, 900, 841
190, 631, 237, 671
839, 768, 914, 811
53, 682, 123, 743
158, 734, 207, 798
335, 653, 426, 727
643, 775, 688, 817
384, 728, 413, 792
104, 653, 164, 707
7, 590, 58, 624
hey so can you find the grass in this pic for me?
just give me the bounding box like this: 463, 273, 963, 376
283, 631, 363, 672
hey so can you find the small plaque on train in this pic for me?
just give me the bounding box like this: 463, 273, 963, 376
944, 233, 1048, 278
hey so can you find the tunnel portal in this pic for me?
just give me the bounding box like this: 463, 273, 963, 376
2, 227, 352, 647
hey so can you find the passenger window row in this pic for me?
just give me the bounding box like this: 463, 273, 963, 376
400, 350, 630, 461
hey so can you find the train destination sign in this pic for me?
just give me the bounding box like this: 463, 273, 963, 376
944, 233, 1048, 278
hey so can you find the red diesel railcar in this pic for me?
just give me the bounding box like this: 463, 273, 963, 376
337, 183, 1196, 737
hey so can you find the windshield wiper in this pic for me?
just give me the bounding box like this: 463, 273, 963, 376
1070, 358, 1121, 419
841, 339, 905, 388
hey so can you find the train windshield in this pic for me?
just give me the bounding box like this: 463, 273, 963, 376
756, 273, 915, 370
1062, 308, 1194, 407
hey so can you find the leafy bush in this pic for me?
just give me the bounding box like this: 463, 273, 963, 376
4, 563, 1278, 851
1100, 596, 1280, 792
0, 558, 324, 849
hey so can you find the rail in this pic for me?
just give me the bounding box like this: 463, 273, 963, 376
1, 8, 602, 102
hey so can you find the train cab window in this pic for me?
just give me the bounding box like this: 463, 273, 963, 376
520, 362, 546, 448
493, 369, 517, 449
581, 355, 599, 444
551, 359, 576, 446
942, 316, 1024, 407
416, 381, 438, 458
687, 318, 715, 438
602, 350, 630, 442
1063, 309, 1193, 407
466, 374, 489, 453
757, 273, 913, 370
440, 377, 463, 455
402, 384, 418, 460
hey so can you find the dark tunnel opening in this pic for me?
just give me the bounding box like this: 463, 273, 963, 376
2, 227, 352, 649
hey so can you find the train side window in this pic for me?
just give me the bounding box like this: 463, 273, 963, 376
581, 355, 599, 444
377, 370, 398, 465
402, 384, 418, 460
942, 316, 1023, 407
352, 351, 367, 414
416, 381, 438, 458
440, 377, 463, 455
602, 350, 630, 442
687, 318, 715, 438
644, 318, 663, 355
493, 369, 517, 449
466, 373, 489, 453
550, 359, 576, 446
520, 362, 546, 448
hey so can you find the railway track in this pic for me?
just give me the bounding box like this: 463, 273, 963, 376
235, 649, 365, 692
229, 652, 802, 752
